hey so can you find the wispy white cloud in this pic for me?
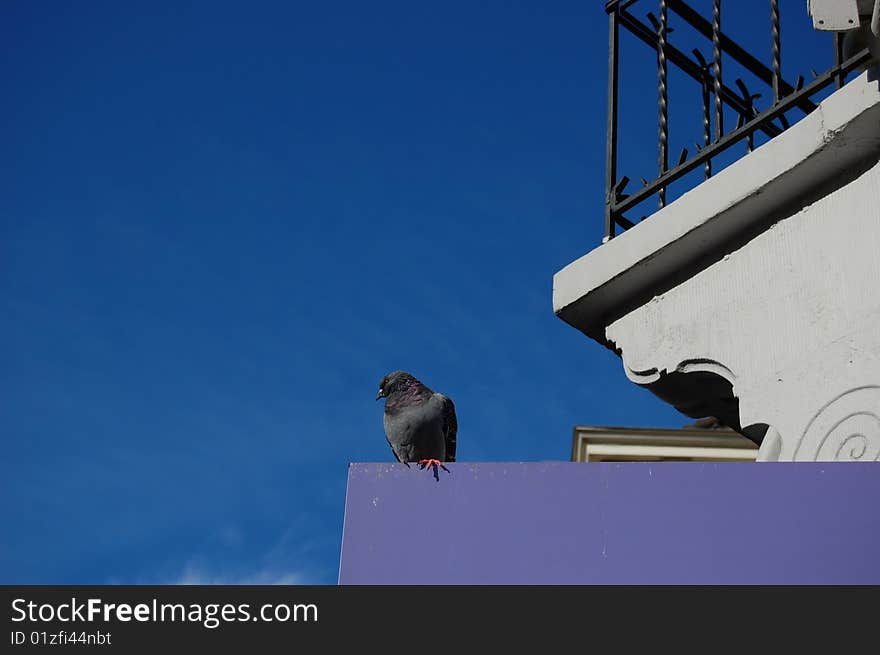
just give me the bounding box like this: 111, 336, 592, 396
171, 562, 309, 586
163, 529, 330, 586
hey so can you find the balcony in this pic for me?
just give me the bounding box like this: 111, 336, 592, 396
553, 1, 880, 461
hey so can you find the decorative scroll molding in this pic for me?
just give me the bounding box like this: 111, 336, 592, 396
621, 357, 736, 386
793, 386, 880, 461
620, 355, 748, 438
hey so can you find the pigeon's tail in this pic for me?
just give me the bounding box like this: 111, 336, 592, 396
440, 395, 457, 462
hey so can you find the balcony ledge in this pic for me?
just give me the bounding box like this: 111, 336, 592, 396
554, 68, 880, 335
552, 68, 880, 461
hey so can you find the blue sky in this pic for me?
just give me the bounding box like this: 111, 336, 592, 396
2, 1, 838, 584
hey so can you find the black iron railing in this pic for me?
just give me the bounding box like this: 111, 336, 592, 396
603, 0, 876, 242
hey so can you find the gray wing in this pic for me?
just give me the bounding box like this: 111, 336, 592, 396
386, 438, 401, 462
384, 414, 403, 462
439, 394, 457, 462
384, 412, 415, 463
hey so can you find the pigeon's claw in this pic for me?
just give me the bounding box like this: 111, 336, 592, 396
417, 459, 449, 481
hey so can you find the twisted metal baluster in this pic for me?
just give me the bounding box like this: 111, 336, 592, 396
604, 8, 620, 242
712, 0, 723, 141
658, 0, 668, 208
771, 0, 781, 104
693, 49, 712, 178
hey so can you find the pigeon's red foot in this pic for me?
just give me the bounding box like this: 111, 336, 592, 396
417, 459, 449, 481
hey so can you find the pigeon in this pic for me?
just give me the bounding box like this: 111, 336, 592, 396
376, 371, 457, 475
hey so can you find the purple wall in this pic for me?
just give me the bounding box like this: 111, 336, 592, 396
339, 462, 880, 584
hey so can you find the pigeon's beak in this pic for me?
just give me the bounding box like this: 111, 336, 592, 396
376, 390, 383, 401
